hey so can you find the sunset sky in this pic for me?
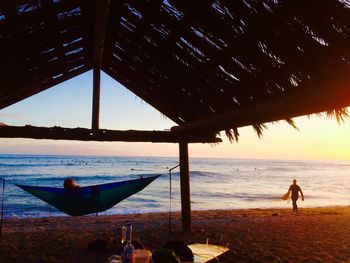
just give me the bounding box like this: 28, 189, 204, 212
1, 71, 350, 161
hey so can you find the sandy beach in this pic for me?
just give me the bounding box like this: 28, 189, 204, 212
1, 206, 350, 263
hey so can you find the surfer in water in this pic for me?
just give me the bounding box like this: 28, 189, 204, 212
288, 179, 304, 213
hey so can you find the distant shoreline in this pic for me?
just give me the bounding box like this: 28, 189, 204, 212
2, 205, 349, 220
1, 153, 350, 163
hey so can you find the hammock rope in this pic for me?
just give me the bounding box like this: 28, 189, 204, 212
168, 164, 179, 233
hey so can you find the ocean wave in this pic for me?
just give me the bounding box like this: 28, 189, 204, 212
0, 163, 56, 168
128, 197, 158, 203
263, 167, 296, 172
190, 171, 225, 178
165, 170, 225, 178
193, 191, 286, 201
4, 202, 58, 214
235, 194, 282, 202
130, 168, 147, 171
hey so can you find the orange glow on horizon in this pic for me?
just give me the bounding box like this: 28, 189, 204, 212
1, 114, 350, 162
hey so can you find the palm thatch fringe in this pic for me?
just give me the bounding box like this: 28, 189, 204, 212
223, 108, 348, 142
284, 118, 299, 131
326, 108, 349, 124
252, 123, 268, 139
208, 132, 222, 146
225, 128, 239, 143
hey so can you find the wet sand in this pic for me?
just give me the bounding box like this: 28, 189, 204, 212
1, 206, 350, 262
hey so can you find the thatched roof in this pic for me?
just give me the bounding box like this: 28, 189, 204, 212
1, 0, 350, 139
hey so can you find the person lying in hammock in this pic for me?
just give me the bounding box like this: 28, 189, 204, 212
63, 178, 80, 190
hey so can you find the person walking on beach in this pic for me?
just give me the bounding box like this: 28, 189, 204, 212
289, 179, 304, 213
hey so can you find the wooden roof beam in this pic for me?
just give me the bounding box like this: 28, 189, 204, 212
0, 125, 221, 144
92, 0, 111, 130
171, 75, 350, 133
93, 0, 111, 67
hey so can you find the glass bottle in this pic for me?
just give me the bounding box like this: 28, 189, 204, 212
123, 240, 134, 263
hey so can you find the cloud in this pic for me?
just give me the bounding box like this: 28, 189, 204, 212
0, 139, 179, 157
0, 112, 27, 118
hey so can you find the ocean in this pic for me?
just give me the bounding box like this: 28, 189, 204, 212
0, 154, 349, 218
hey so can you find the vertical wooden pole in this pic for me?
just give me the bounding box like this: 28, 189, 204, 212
91, 0, 110, 131
179, 141, 191, 233
92, 66, 100, 130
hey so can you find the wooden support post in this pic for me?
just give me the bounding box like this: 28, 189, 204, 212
179, 142, 191, 233
92, 66, 101, 130
91, 0, 111, 130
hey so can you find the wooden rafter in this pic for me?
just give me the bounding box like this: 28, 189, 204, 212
0, 125, 221, 143
91, 0, 111, 130
93, 0, 111, 67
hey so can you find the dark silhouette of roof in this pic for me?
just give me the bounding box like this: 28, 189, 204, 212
1, 0, 350, 138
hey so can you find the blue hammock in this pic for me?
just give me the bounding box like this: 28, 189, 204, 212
16, 175, 160, 216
